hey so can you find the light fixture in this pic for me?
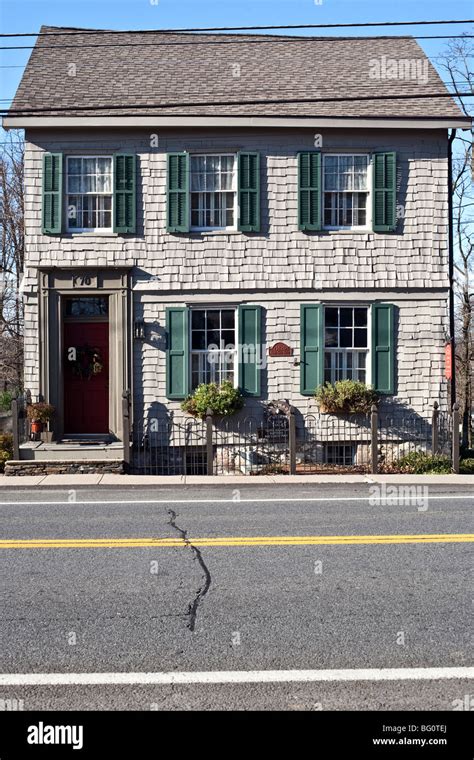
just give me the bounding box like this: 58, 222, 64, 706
134, 320, 146, 340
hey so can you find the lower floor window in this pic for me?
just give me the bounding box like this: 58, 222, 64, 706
324, 306, 368, 383
190, 308, 236, 389
325, 444, 356, 466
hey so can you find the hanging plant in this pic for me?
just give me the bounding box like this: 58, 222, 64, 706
67, 345, 104, 380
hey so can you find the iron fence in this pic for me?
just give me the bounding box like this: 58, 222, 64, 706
129, 401, 457, 476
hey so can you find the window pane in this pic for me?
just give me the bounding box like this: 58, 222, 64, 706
221, 310, 234, 329
206, 311, 220, 330
339, 329, 352, 348
340, 309, 353, 328
191, 331, 206, 350
325, 328, 338, 347
354, 329, 367, 348
325, 308, 338, 327
192, 311, 205, 329
354, 308, 367, 327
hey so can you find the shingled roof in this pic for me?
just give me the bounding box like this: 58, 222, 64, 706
6, 26, 469, 122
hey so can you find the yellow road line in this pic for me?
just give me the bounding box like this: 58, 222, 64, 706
0, 534, 472, 549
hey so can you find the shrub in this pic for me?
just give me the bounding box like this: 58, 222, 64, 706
460, 458, 474, 474
26, 403, 55, 423
181, 381, 244, 419
0, 433, 14, 472
315, 380, 378, 414
396, 451, 452, 474
0, 391, 14, 412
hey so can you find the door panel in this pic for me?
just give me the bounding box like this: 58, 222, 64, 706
63, 322, 109, 434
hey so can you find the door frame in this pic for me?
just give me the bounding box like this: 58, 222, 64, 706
38, 268, 132, 441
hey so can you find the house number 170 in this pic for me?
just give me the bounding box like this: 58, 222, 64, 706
72, 275, 96, 287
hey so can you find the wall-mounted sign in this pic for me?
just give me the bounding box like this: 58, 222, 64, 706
72, 273, 98, 288
269, 342, 293, 358
445, 342, 453, 380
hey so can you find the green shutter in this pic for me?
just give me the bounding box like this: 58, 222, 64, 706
113, 154, 136, 233
167, 152, 189, 232
166, 307, 189, 399
371, 304, 395, 394
42, 153, 63, 234
300, 304, 324, 395
238, 305, 262, 396
238, 152, 260, 232
298, 152, 321, 231
373, 152, 396, 232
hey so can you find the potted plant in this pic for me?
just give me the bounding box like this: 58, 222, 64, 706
26, 402, 55, 441
315, 380, 378, 414
181, 381, 244, 419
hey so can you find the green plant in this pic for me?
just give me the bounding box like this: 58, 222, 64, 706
315, 380, 379, 414
396, 451, 452, 474
0, 391, 14, 412
26, 402, 55, 423
460, 458, 474, 474
181, 381, 244, 419
0, 433, 14, 471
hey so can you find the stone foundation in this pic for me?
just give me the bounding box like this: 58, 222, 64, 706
4, 460, 125, 476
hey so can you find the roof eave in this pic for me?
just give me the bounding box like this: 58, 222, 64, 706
3, 115, 472, 130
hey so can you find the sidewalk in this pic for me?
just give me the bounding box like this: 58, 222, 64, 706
0, 473, 473, 487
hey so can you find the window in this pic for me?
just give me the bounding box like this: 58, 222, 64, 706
325, 444, 356, 466
190, 154, 237, 230
324, 306, 369, 383
67, 156, 113, 231
64, 297, 109, 318
190, 309, 236, 388
323, 154, 370, 229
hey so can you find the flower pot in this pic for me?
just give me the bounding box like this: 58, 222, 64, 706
40, 430, 54, 443
30, 420, 42, 441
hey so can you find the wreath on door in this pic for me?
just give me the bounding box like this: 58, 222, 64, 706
68, 345, 104, 380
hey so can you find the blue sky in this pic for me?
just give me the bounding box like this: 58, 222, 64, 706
1, 0, 473, 110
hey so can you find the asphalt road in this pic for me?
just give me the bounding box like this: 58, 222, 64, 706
0, 483, 472, 711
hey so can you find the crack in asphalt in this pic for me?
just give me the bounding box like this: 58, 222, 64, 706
167, 509, 211, 633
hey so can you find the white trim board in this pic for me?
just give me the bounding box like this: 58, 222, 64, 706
3, 116, 471, 130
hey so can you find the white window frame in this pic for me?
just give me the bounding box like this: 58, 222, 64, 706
323, 304, 372, 385
189, 306, 239, 389
322, 153, 372, 231
190, 153, 238, 232
66, 155, 114, 233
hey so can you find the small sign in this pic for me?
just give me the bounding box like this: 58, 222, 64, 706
445, 343, 453, 380
72, 273, 98, 288
269, 342, 293, 358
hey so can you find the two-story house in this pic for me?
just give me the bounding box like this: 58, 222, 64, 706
4, 27, 470, 471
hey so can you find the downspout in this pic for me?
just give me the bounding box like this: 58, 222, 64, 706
448, 128, 456, 405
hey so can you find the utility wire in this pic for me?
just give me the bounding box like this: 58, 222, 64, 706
1, 19, 473, 36
2, 34, 474, 51
3, 90, 473, 118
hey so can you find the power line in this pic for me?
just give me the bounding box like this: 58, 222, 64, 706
1, 19, 473, 36
1, 34, 474, 52
3, 90, 473, 118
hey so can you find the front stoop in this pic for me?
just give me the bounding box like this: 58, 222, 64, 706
5, 460, 125, 476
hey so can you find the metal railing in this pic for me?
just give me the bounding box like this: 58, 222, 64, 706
127, 398, 458, 476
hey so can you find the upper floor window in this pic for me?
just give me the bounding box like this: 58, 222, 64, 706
324, 306, 368, 383
190, 154, 237, 231
323, 154, 370, 230
67, 156, 113, 232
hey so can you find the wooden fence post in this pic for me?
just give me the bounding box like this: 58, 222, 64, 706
452, 402, 460, 474
11, 397, 20, 460
289, 406, 296, 475
370, 404, 379, 474
122, 390, 131, 471
432, 401, 439, 455
206, 408, 214, 476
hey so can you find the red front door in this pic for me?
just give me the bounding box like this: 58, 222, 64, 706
63, 322, 109, 434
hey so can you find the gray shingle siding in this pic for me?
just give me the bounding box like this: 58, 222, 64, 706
22, 126, 450, 415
